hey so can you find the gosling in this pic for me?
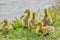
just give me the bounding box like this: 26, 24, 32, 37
0, 19, 13, 32
22, 9, 30, 28
28, 12, 39, 29
40, 8, 52, 26
36, 21, 43, 35
36, 22, 55, 36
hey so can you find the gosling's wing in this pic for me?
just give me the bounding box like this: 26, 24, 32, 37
28, 16, 32, 25
8, 24, 13, 30
49, 26, 55, 33
0, 23, 5, 30
44, 26, 55, 33
47, 16, 52, 24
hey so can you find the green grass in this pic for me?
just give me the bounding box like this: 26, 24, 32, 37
0, 25, 60, 40
0, 17, 60, 40
0, 8, 60, 40
48, 7, 60, 27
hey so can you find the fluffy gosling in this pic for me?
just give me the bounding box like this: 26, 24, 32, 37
22, 9, 30, 28
28, 12, 39, 29
36, 21, 43, 35
36, 22, 55, 36
0, 19, 13, 32
40, 8, 52, 26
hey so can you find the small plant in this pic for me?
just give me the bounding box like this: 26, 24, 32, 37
11, 17, 22, 30
48, 7, 60, 26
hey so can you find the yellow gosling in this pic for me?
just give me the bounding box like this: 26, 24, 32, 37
40, 8, 52, 26
22, 9, 30, 28
36, 21, 55, 36
0, 19, 13, 32
28, 12, 39, 29
36, 21, 43, 35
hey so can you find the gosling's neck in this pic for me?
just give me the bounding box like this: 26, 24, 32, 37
5, 21, 8, 25
32, 15, 36, 19
3, 20, 9, 25
39, 25, 42, 30
44, 8, 48, 17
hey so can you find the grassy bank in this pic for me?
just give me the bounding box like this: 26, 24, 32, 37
0, 8, 60, 40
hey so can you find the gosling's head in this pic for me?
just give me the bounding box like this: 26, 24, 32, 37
44, 8, 48, 17
24, 9, 30, 16
32, 12, 36, 18
37, 21, 43, 27
3, 19, 8, 25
